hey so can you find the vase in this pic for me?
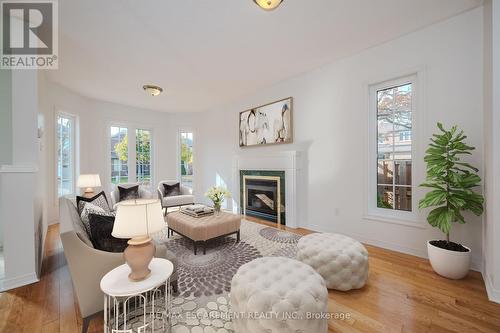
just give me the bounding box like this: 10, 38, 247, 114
213, 203, 221, 216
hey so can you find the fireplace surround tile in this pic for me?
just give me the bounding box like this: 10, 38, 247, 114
240, 170, 286, 225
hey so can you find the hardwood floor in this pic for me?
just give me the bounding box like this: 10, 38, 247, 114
1, 221, 499, 333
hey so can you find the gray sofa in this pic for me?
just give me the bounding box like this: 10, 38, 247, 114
59, 197, 177, 333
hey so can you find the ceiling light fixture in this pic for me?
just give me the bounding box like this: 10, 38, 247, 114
142, 84, 163, 96
253, 0, 284, 11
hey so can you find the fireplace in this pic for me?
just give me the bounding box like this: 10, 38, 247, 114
235, 152, 300, 227
240, 170, 286, 224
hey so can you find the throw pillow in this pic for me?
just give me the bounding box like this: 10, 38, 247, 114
163, 183, 181, 197
71, 206, 94, 248
80, 202, 115, 236
88, 213, 129, 253
118, 185, 140, 202
76, 191, 110, 214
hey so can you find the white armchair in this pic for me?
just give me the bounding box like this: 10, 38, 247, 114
110, 183, 153, 209
157, 180, 195, 215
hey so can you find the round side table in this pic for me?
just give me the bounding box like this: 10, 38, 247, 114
100, 258, 174, 333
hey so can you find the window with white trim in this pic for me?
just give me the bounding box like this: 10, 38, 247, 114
136, 129, 152, 186
109, 125, 154, 187
110, 126, 129, 184
57, 113, 76, 197
180, 131, 194, 189
370, 75, 416, 216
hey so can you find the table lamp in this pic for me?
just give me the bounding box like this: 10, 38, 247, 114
77, 174, 101, 197
112, 199, 165, 281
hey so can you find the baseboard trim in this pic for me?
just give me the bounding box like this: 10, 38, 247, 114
483, 272, 500, 304
306, 223, 482, 272
0, 272, 39, 291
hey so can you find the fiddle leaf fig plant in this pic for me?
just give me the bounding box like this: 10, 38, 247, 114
418, 123, 484, 242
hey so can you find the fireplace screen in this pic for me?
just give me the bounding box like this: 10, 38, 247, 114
244, 177, 281, 223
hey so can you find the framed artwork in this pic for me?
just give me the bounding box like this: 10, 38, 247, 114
239, 97, 293, 147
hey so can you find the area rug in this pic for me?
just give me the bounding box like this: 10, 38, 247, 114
155, 220, 302, 333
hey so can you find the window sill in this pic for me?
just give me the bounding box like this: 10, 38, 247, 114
362, 214, 427, 229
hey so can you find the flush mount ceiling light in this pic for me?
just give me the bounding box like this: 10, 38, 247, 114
142, 84, 163, 96
253, 0, 284, 11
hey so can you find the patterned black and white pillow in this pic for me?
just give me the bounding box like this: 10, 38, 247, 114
80, 202, 115, 236
76, 191, 110, 215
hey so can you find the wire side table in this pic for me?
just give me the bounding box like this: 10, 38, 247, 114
100, 258, 174, 333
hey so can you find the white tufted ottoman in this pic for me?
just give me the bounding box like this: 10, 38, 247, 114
297, 233, 369, 291
230, 257, 328, 333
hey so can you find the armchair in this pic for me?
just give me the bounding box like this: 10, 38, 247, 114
157, 180, 195, 215
110, 182, 153, 209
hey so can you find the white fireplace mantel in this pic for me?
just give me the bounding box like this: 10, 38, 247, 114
232, 151, 302, 228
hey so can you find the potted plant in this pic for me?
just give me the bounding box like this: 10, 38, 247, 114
418, 123, 484, 279
205, 186, 231, 216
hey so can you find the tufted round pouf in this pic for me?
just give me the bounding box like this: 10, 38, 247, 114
230, 257, 328, 333
297, 233, 369, 291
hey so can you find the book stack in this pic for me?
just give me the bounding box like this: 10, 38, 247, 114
180, 204, 214, 218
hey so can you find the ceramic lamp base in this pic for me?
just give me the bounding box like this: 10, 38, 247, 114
82, 188, 95, 198
123, 238, 156, 281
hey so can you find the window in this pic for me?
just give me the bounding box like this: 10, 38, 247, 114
180, 131, 193, 189
136, 129, 152, 186
400, 130, 411, 142
371, 76, 415, 215
113, 159, 120, 171
109, 125, 154, 187
57, 114, 75, 196
110, 126, 128, 184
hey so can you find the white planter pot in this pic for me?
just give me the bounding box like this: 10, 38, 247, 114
427, 240, 471, 279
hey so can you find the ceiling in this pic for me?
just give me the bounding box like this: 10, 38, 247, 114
47, 0, 482, 112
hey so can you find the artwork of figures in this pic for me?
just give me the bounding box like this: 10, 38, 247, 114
239, 97, 293, 147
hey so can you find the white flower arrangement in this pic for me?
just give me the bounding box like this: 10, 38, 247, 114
205, 186, 231, 208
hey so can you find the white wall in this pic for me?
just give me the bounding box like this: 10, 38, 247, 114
38, 77, 202, 223
0, 69, 41, 290
483, 0, 500, 303
0, 69, 12, 249
197, 8, 485, 269
0, 70, 12, 166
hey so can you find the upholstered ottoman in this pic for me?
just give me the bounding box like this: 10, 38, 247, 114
167, 211, 241, 255
231, 257, 328, 333
297, 233, 369, 291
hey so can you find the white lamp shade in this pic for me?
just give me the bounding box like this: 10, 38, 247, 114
77, 174, 101, 188
112, 199, 165, 239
